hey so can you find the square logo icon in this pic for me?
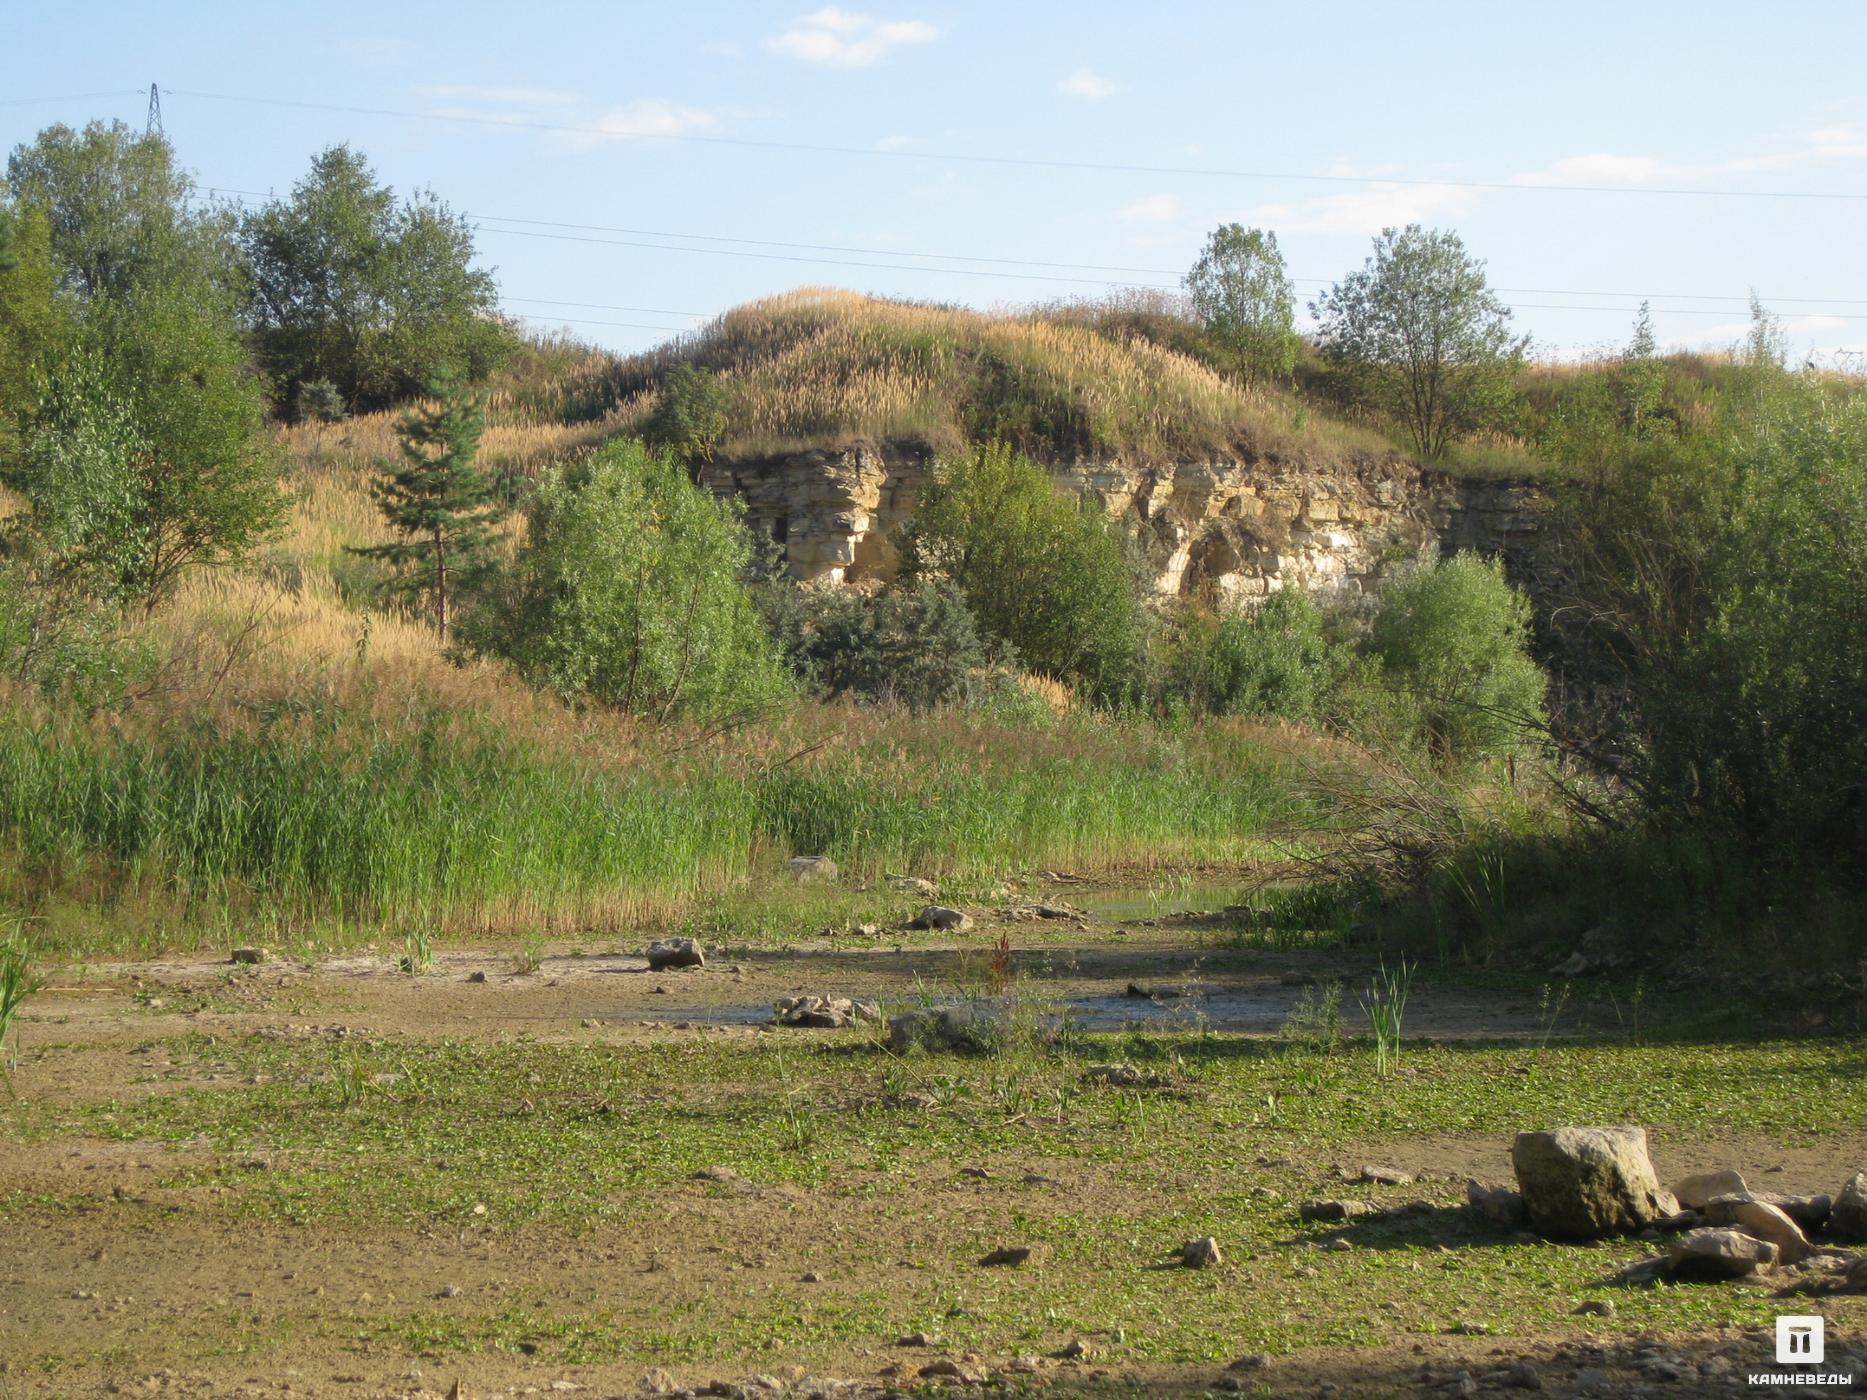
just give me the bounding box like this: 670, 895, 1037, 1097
1776, 1315, 1825, 1365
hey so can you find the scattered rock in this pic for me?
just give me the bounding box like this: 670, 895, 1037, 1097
438, 1284, 464, 1298
910, 905, 971, 932
888, 875, 938, 898
1057, 1338, 1097, 1360
1511, 1126, 1669, 1239
1831, 1172, 1867, 1241
639, 1369, 679, 1396
1466, 1180, 1529, 1228
1672, 1169, 1748, 1209
896, 1332, 933, 1348
957, 1166, 991, 1180
786, 855, 838, 883
1181, 1235, 1223, 1268
885, 1002, 1010, 1054
1300, 1199, 1377, 1223
1083, 1063, 1166, 1088
772, 995, 870, 1029
1668, 1226, 1779, 1279
918, 1360, 977, 1381
1755, 1191, 1832, 1230
1359, 1164, 1414, 1186
229, 947, 266, 965
644, 938, 705, 971
1701, 1194, 1814, 1264
1504, 1360, 1543, 1390
465, 970, 487, 983
979, 1244, 1048, 1267
1575, 1299, 1615, 1317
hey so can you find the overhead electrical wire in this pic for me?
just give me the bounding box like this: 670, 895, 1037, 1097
163, 86, 1867, 203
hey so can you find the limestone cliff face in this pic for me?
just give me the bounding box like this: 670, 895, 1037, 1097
701, 445, 1542, 599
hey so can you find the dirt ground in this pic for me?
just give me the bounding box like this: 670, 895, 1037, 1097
4, 898, 1864, 1399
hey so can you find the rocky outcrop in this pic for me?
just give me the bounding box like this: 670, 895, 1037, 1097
701, 443, 1543, 598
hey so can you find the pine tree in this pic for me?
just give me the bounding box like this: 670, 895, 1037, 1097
351, 372, 504, 639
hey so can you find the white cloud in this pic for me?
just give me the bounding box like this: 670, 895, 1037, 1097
1059, 68, 1115, 99
1516, 153, 1675, 186
567, 99, 717, 145
767, 8, 939, 68
1113, 193, 1181, 224
1247, 182, 1474, 235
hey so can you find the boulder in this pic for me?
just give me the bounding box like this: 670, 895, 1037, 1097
1181, 1236, 1223, 1268
1466, 1180, 1529, 1228
1511, 1126, 1669, 1240
1832, 1173, 1867, 1242
644, 938, 705, 971
1667, 1227, 1778, 1279
1671, 1169, 1748, 1210
910, 905, 972, 932
786, 855, 838, 883
1701, 1195, 1814, 1264
885, 1002, 1011, 1054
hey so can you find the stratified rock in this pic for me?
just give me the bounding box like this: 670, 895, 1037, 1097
786, 855, 838, 883
1672, 1169, 1748, 1210
1511, 1126, 1668, 1240
1668, 1227, 1778, 1279
910, 905, 972, 932
1701, 1195, 1814, 1264
1832, 1173, 1867, 1242
1466, 1180, 1529, 1228
644, 938, 705, 971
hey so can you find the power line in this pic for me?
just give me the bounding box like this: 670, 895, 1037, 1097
485, 227, 1867, 321
475, 213, 1867, 308
166, 86, 1867, 203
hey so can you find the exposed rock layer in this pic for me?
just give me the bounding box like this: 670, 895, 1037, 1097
702, 443, 1542, 598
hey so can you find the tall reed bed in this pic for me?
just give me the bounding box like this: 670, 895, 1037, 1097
0, 696, 1308, 955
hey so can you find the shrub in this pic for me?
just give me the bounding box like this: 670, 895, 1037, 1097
467, 437, 789, 724
900, 442, 1146, 701
1162, 590, 1334, 721
794, 580, 1001, 710
643, 363, 728, 473
1366, 552, 1545, 763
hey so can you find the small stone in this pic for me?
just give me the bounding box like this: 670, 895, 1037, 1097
645, 938, 705, 971
1057, 1338, 1097, 1360
1228, 1354, 1269, 1371
1466, 1180, 1529, 1228
1668, 1226, 1779, 1279
1505, 1360, 1543, 1390
640, 1369, 679, 1396
1831, 1172, 1867, 1241
230, 947, 266, 965
469, 1202, 487, 1216
909, 904, 971, 932
1300, 1199, 1376, 1222
979, 1244, 1047, 1268
1450, 1322, 1491, 1336
786, 855, 838, 883
897, 1333, 933, 1348
957, 1166, 991, 1180
1671, 1169, 1748, 1209
1359, 1165, 1414, 1186
1575, 1299, 1615, 1317
918, 1360, 974, 1381
466, 970, 487, 983
1181, 1236, 1223, 1268
800, 1272, 823, 1284
439, 1284, 464, 1298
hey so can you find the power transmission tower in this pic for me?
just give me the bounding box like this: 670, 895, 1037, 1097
146, 83, 162, 137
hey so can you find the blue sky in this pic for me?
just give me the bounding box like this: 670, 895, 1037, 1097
8, 1, 1866, 362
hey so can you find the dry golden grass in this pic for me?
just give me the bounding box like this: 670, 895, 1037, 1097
613, 288, 1392, 464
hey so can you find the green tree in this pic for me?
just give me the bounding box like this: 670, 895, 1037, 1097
241, 145, 508, 411
796, 580, 999, 709
644, 362, 729, 475
468, 438, 788, 723
351, 374, 505, 640
1367, 552, 1545, 763
900, 442, 1145, 700
1311, 225, 1528, 460
1183, 224, 1298, 385
3, 126, 283, 610
1617, 300, 1665, 437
